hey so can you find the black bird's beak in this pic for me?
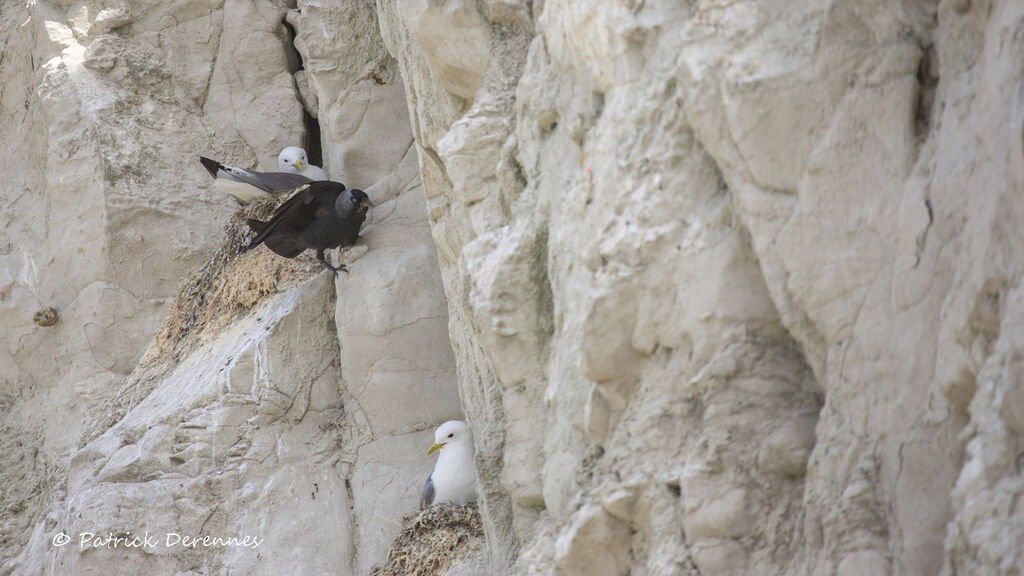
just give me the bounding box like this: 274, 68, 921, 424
360, 199, 373, 209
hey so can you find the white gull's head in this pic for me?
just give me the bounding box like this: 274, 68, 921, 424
429, 420, 474, 454
278, 146, 309, 173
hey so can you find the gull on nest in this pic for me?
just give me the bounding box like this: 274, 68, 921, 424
420, 420, 477, 508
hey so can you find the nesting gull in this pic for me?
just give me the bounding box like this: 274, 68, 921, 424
278, 146, 327, 180
199, 146, 327, 204
246, 182, 371, 275
420, 420, 477, 508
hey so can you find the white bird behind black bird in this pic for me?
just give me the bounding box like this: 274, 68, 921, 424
200, 146, 328, 205
420, 420, 477, 508
278, 146, 327, 180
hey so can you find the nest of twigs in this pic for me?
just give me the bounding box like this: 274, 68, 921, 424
372, 505, 484, 576
145, 197, 322, 364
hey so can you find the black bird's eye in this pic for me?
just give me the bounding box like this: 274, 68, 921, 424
447, 433, 454, 438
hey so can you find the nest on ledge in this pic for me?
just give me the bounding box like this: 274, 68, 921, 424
147, 197, 321, 364
372, 504, 484, 576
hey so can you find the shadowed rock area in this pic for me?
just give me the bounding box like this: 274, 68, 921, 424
2, 0, 1023, 575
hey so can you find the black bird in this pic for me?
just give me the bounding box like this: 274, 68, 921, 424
245, 182, 372, 275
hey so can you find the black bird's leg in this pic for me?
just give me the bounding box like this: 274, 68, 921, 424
316, 249, 348, 276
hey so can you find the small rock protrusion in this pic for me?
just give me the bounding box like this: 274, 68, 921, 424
584, 384, 611, 444
90, 8, 134, 36
950, 0, 971, 15
681, 486, 755, 540
757, 416, 818, 478
837, 550, 891, 576
555, 503, 631, 576
33, 307, 59, 327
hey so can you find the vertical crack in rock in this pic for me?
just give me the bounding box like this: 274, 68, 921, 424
915, 41, 939, 146
281, 14, 323, 167
302, 108, 324, 168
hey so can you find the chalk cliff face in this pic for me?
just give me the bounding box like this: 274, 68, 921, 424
2, 0, 1023, 575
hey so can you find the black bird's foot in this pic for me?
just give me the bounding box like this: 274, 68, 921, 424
325, 263, 349, 277
317, 250, 348, 276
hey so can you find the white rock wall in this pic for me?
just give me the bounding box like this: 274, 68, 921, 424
292, 2, 464, 571
0, 0, 302, 569
25, 274, 353, 575
375, 0, 1024, 575
2, 1, 460, 574
3, 0, 1024, 575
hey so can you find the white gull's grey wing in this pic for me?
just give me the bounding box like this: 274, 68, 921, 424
220, 166, 314, 193
199, 156, 315, 204
419, 473, 435, 508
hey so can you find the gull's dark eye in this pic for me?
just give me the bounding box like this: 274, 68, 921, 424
447, 433, 454, 438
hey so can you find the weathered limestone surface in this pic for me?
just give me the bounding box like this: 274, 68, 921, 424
24, 274, 354, 575
3, 0, 1024, 575
0, 0, 302, 569
375, 0, 1024, 575
1, 1, 459, 575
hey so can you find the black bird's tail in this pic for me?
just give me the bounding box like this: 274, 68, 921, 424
245, 219, 270, 250
199, 156, 224, 179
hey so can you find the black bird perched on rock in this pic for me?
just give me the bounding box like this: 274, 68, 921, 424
246, 182, 372, 275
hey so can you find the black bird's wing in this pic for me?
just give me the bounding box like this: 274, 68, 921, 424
419, 473, 435, 508
246, 182, 344, 251
263, 236, 306, 258
245, 219, 305, 257
245, 185, 316, 250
